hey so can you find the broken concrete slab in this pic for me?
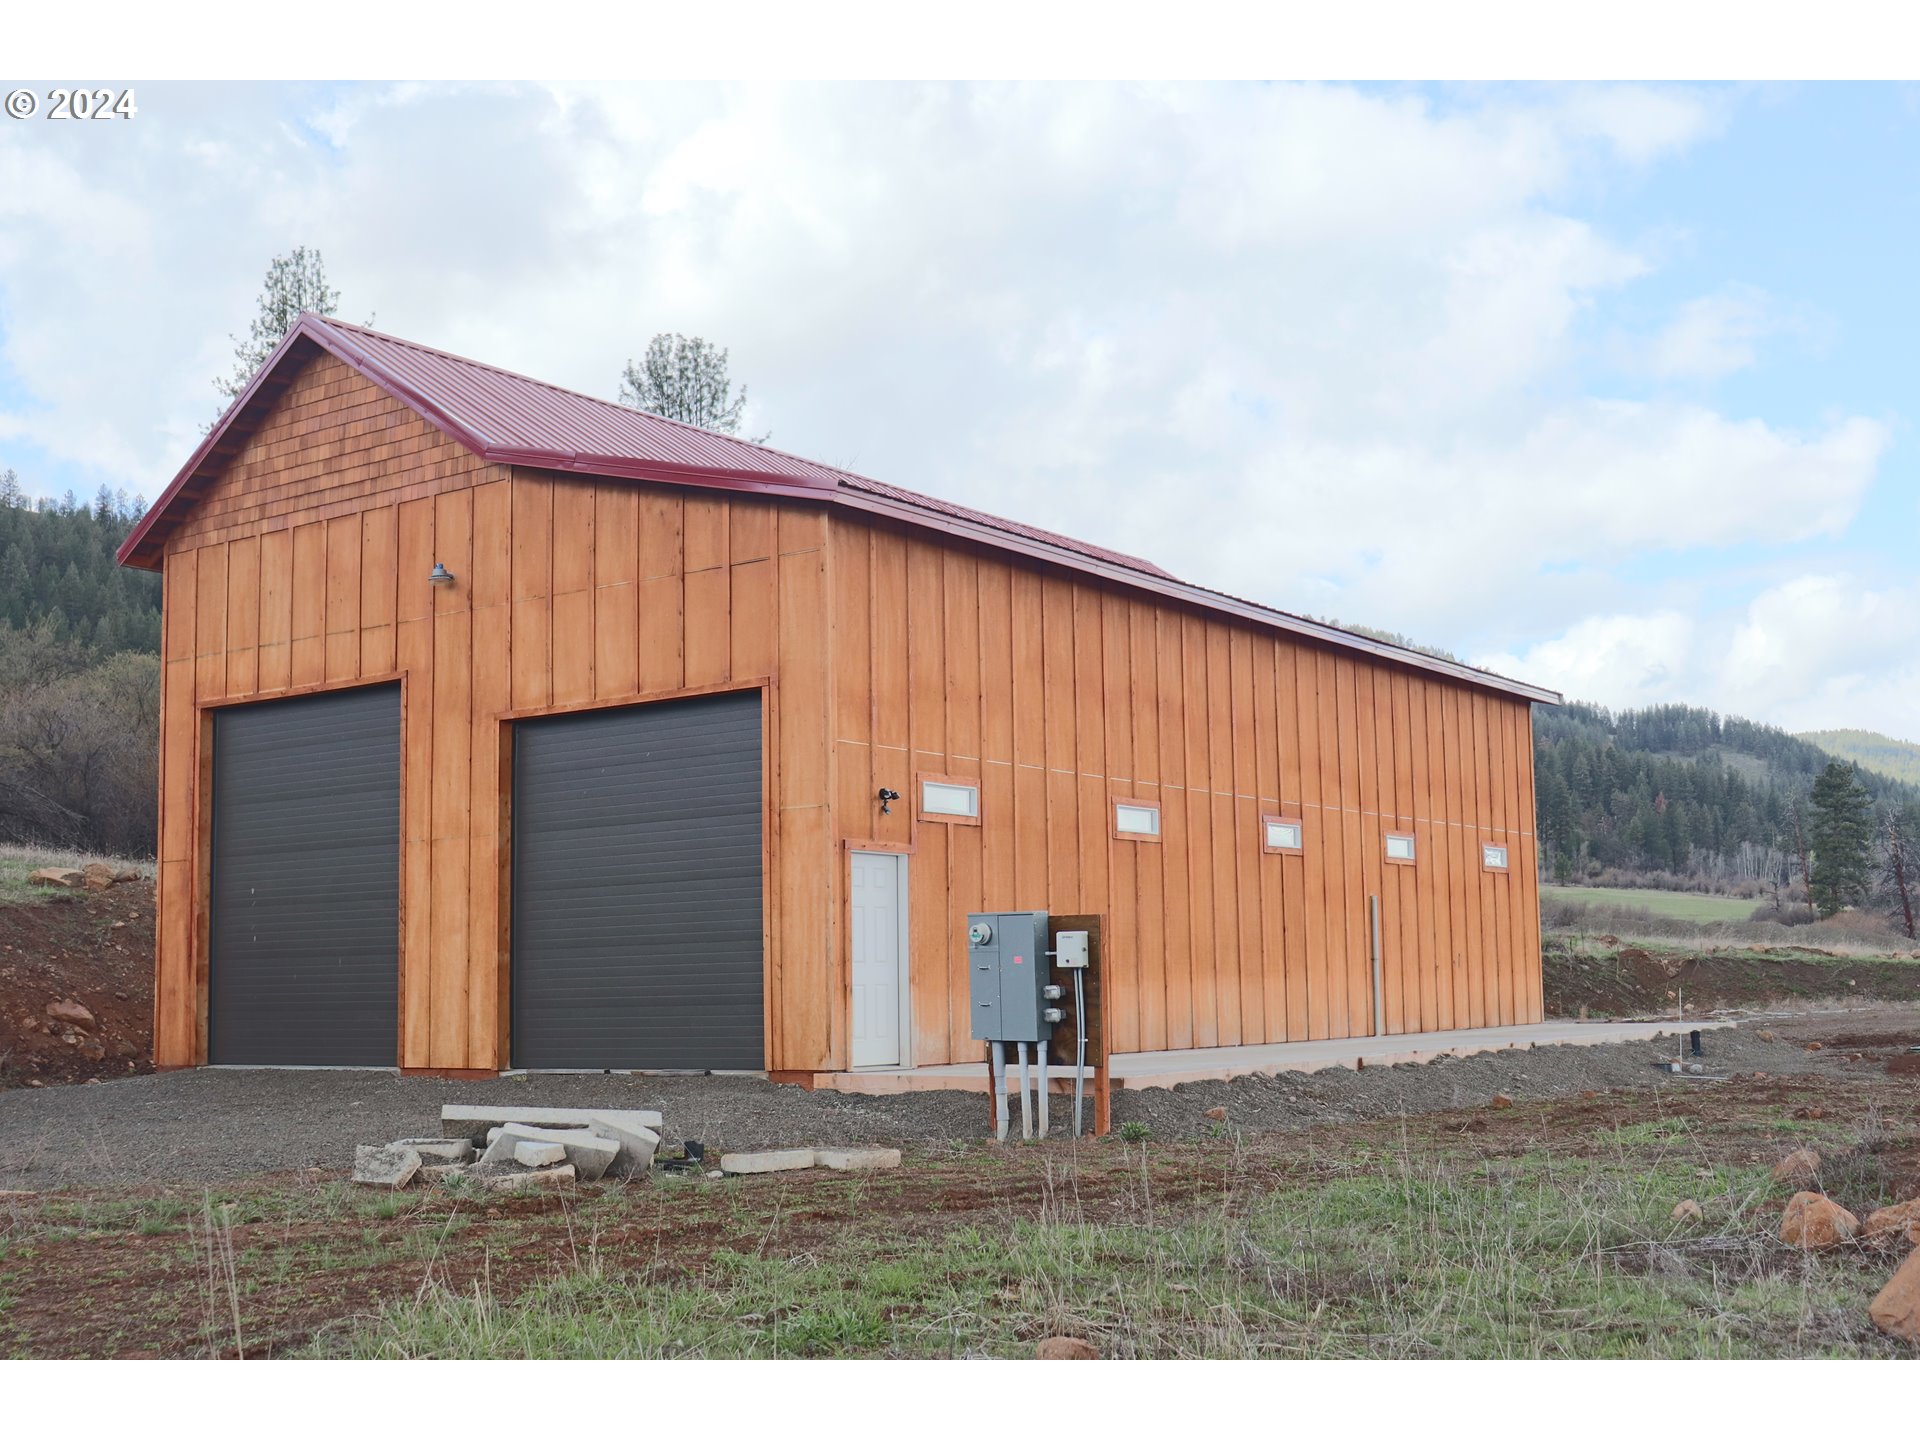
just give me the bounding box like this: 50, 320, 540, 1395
440, 1104, 662, 1144
513, 1140, 567, 1168
484, 1163, 576, 1194
813, 1147, 901, 1172
480, 1123, 620, 1180
587, 1115, 661, 1177
719, 1148, 814, 1175
393, 1137, 476, 1165
353, 1144, 421, 1189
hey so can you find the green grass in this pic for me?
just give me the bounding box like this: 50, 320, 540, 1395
0, 845, 150, 906
305, 1135, 1901, 1360
1542, 884, 1758, 923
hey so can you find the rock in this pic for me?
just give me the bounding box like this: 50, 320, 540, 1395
440, 1104, 662, 1144
46, 998, 96, 1029
480, 1123, 620, 1180
1806, 1041, 1824, 1052
45, 999, 96, 1030
27, 867, 83, 889
392, 1137, 476, 1165
353, 1144, 421, 1189
814, 1147, 902, 1172
1580, 1090, 1599, 1100
1869, 1247, 1920, 1343
719, 1148, 815, 1175
1035, 1336, 1100, 1360
1490, 1094, 1513, 1110
1672, 1199, 1704, 1222
1770, 1148, 1822, 1187
81, 862, 116, 891
1755, 1029, 1777, 1043
1863, 1199, 1920, 1243
1779, 1191, 1858, 1249
484, 1164, 576, 1194
116, 868, 141, 883
587, 1114, 661, 1177
1204, 1106, 1228, 1122
513, 1140, 567, 1168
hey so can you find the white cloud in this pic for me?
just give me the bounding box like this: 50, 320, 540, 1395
1645, 285, 1777, 380
1474, 611, 1696, 707
0, 81, 1897, 733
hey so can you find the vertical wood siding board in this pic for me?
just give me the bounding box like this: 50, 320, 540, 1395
777, 548, 833, 1066
1492, 694, 1517, 1027
730, 497, 773, 564
1520, 705, 1546, 1022
1310, 653, 1342, 1036
1157, 613, 1192, 1050
1504, 700, 1537, 1022
194, 542, 229, 703
428, 497, 474, 1067
1181, 616, 1216, 1050
256, 530, 292, 691
224, 535, 260, 696
549, 480, 595, 595
1352, 665, 1384, 1030
911, 819, 951, 1062
1204, 626, 1239, 1046
682, 495, 727, 574
1127, 602, 1163, 1050
909, 551, 946, 765
288, 522, 322, 688
1270, 642, 1303, 1039
832, 524, 873, 747
1472, 691, 1506, 1026
1223, 629, 1255, 1044
943, 553, 984, 1056
1297, 647, 1326, 1038
637, 489, 684, 580
1386, 673, 1416, 1032
397, 621, 434, 1067
872, 532, 910, 757
1447, 686, 1481, 1028
467, 600, 510, 1069
1410, 679, 1443, 1033
333, 513, 367, 674
164, 547, 197, 662
358, 508, 398, 676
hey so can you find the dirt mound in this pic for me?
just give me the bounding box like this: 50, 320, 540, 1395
0, 885, 154, 1089
1545, 938, 1920, 1018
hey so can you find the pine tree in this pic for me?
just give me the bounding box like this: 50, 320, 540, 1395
618, 334, 768, 441
1808, 760, 1874, 916
217, 246, 342, 403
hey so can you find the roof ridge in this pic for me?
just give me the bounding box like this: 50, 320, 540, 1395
309, 313, 875, 483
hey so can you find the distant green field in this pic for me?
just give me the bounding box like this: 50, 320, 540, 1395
1540, 885, 1756, 923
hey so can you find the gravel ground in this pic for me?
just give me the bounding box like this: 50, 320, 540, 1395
2, 1007, 1911, 1191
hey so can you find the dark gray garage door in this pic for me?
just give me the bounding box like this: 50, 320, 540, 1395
511, 691, 764, 1070
209, 684, 400, 1066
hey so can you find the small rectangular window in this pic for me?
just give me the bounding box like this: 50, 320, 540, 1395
1384, 832, 1416, 864
1113, 800, 1161, 840
917, 774, 980, 825
1483, 843, 1509, 871
1262, 816, 1303, 853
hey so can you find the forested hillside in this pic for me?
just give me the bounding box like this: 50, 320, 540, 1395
0, 474, 161, 856
1800, 728, 1920, 787
1533, 701, 1920, 894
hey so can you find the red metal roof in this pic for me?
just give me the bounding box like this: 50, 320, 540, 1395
118, 314, 1558, 704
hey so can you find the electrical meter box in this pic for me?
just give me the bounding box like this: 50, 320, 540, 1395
967, 910, 1051, 1042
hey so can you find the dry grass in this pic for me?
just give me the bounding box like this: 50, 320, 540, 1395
0, 844, 151, 905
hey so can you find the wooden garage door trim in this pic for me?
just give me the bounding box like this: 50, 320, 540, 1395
507, 687, 768, 1071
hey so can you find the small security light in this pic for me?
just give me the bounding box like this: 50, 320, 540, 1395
428, 562, 455, 585
877, 787, 900, 814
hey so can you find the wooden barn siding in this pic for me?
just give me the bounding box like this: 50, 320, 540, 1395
154, 354, 835, 1071
827, 516, 1543, 1067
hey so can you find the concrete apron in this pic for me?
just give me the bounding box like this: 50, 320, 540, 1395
806, 1018, 1735, 1094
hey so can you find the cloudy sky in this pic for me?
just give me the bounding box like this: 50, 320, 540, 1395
1, 81, 1915, 735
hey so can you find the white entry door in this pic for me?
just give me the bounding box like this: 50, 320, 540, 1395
849, 850, 909, 1068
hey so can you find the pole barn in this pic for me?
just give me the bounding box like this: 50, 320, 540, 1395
120, 315, 1559, 1081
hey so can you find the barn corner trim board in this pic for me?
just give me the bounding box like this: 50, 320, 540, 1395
128, 315, 1557, 1077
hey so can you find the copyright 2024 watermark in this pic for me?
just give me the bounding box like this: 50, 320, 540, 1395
6, 87, 138, 120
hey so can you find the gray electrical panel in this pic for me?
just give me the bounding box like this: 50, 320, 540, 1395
967, 910, 1050, 1042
